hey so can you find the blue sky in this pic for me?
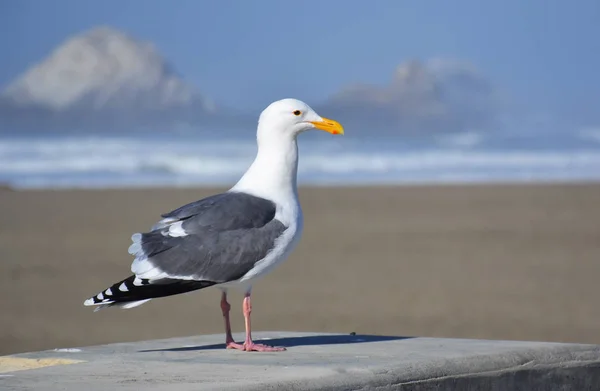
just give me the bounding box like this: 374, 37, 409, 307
1, 0, 599, 125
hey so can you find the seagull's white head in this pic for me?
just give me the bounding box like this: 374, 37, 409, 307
233, 98, 343, 197
257, 98, 344, 140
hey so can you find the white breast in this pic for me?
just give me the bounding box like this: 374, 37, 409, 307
222, 131, 303, 292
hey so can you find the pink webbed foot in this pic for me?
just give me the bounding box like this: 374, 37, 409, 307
225, 341, 245, 350
243, 342, 286, 352
226, 340, 286, 352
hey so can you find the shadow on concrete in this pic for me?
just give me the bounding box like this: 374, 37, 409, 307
139, 334, 413, 352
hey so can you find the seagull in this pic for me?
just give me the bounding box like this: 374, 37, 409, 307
83, 98, 344, 352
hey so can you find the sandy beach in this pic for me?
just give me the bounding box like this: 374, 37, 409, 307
1, 183, 599, 355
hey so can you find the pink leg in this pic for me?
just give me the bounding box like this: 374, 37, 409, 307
220, 292, 244, 350
240, 293, 286, 352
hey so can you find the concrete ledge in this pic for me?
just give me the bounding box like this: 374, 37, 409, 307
1, 332, 599, 390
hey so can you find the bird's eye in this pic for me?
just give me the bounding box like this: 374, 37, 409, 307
293, 110, 302, 116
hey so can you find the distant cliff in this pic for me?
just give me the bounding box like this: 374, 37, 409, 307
319, 59, 501, 135
0, 26, 221, 134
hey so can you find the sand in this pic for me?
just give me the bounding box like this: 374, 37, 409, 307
1, 183, 600, 355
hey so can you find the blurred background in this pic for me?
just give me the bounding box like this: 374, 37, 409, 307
1, 0, 599, 355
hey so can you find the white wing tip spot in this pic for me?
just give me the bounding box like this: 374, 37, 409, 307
168, 221, 188, 237
128, 242, 142, 255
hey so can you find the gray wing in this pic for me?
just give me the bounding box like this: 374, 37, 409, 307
128, 191, 287, 283
156, 192, 278, 230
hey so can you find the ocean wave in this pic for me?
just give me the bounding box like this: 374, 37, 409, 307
0, 136, 255, 175
3, 148, 600, 176
0, 153, 253, 176
2, 135, 600, 188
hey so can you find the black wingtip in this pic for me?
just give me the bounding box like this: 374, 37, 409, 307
85, 275, 217, 309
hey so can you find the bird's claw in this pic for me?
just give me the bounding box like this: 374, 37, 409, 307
226, 341, 286, 352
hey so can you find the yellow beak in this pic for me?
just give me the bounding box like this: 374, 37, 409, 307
310, 117, 344, 135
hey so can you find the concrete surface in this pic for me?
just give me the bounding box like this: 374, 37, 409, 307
1, 332, 599, 390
